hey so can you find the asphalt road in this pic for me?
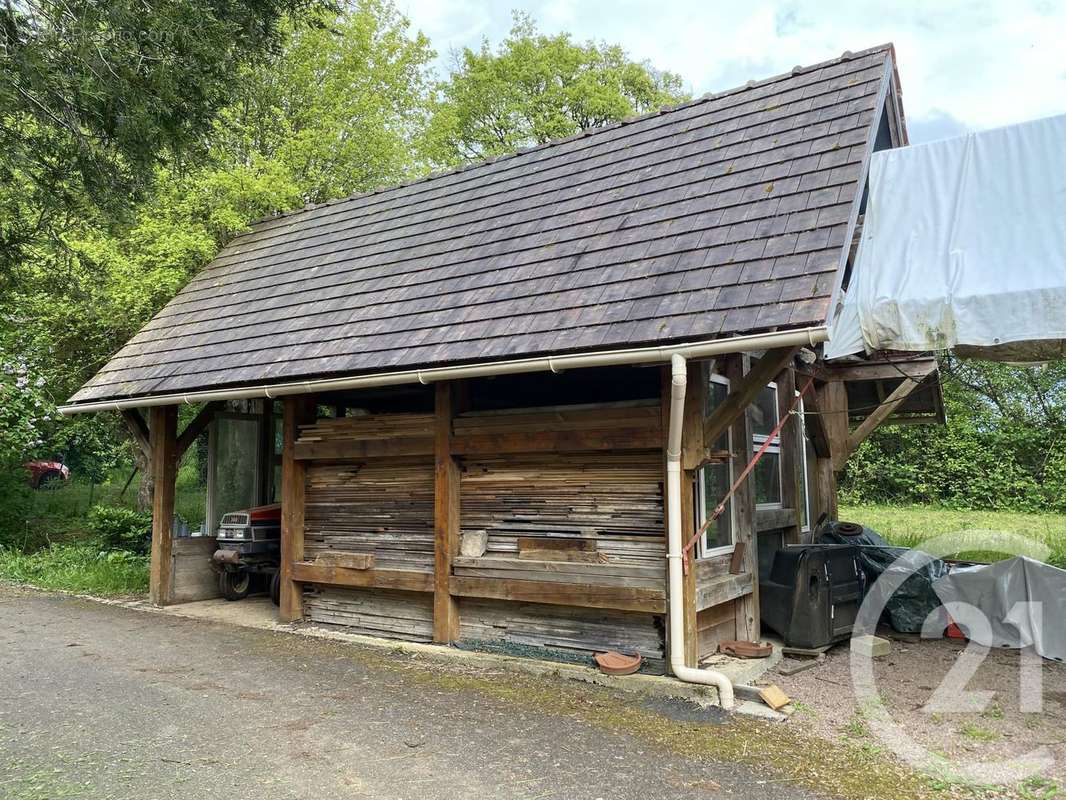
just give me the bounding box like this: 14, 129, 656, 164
0, 586, 820, 800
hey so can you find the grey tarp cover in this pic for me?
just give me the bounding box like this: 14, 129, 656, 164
933, 556, 1066, 662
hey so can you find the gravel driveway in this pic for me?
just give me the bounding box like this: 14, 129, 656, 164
0, 586, 826, 800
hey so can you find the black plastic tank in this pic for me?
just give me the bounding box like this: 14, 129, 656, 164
759, 544, 865, 649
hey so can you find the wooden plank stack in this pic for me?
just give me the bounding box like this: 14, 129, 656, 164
304, 586, 434, 642
303, 458, 435, 572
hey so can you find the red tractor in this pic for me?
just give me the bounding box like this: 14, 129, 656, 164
212, 504, 282, 604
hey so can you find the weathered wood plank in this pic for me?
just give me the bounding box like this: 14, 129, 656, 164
149, 405, 178, 606
452, 427, 661, 455
450, 576, 666, 614
826, 359, 937, 383
292, 561, 434, 593
724, 354, 759, 641
294, 437, 433, 461
695, 572, 753, 610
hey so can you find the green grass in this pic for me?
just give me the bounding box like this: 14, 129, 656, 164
0, 544, 148, 596
839, 503, 1066, 567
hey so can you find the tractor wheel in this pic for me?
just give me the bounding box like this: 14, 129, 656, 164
269, 571, 281, 606
36, 471, 63, 490
219, 570, 251, 601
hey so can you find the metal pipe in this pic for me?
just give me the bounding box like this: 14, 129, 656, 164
60, 327, 828, 414
666, 353, 735, 709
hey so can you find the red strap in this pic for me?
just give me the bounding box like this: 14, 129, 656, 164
681, 377, 815, 574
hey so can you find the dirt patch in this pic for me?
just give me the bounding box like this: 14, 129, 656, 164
773, 634, 1066, 790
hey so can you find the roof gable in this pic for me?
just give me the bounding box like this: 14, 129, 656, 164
70, 45, 896, 406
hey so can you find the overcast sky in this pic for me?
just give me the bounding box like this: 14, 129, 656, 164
399, 0, 1066, 144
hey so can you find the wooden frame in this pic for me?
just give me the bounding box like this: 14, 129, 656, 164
433, 382, 461, 643
279, 396, 316, 622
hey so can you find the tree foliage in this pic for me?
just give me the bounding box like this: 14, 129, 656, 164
421, 14, 688, 166
0, 0, 326, 278
841, 356, 1066, 512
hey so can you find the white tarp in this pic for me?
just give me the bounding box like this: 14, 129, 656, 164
826, 113, 1066, 362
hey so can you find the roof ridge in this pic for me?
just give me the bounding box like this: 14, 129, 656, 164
232, 43, 894, 239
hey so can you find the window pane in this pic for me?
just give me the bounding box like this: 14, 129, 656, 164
701, 464, 733, 550
212, 417, 260, 531
706, 379, 730, 450
751, 385, 779, 437
753, 451, 782, 506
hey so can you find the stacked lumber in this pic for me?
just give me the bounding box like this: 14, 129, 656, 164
298, 413, 434, 442
303, 457, 435, 572
459, 598, 665, 670
459, 451, 666, 580
452, 404, 660, 436
304, 586, 434, 642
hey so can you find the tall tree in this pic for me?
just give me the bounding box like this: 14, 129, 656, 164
422, 13, 688, 166
0, 0, 327, 280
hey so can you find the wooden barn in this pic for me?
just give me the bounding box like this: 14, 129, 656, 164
61, 44, 941, 705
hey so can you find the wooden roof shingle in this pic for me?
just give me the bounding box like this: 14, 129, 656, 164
69, 45, 898, 406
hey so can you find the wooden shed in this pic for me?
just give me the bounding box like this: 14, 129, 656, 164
61, 45, 941, 694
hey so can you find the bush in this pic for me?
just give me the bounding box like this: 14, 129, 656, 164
87, 505, 152, 555
0, 543, 149, 596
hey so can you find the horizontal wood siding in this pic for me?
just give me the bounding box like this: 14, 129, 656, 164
304, 586, 434, 641
459, 450, 666, 571
459, 598, 665, 671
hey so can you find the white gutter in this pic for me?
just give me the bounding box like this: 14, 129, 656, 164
60, 327, 828, 415
666, 353, 735, 709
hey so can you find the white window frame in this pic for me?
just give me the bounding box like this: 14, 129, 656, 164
797, 393, 814, 532
696, 374, 736, 558
752, 382, 784, 510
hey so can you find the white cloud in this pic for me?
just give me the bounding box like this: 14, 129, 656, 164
397, 0, 1066, 143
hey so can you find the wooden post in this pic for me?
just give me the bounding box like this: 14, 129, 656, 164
813, 380, 848, 521
280, 396, 315, 622
149, 405, 178, 606
434, 382, 461, 643
725, 355, 759, 641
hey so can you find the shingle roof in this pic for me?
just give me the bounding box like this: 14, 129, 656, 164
69, 44, 897, 406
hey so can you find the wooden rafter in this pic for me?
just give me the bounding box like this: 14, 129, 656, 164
175, 401, 224, 461
846, 377, 921, 456
702, 346, 798, 448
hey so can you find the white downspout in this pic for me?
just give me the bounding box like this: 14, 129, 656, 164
666, 353, 735, 709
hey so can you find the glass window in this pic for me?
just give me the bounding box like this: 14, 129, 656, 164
697, 373, 735, 556
752, 384, 782, 508
211, 415, 260, 531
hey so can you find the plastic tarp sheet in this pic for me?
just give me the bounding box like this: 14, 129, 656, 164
826, 113, 1066, 362
933, 557, 1066, 662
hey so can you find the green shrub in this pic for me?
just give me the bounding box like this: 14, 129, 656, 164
0, 544, 149, 596
87, 505, 152, 554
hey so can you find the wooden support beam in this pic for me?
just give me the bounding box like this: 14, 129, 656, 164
175, 401, 224, 461
279, 396, 316, 623
449, 576, 665, 614
822, 381, 850, 472
148, 405, 178, 606
825, 359, 937, 383
703, 346, 798, 449
121, 409, 151, 460
724, 354, 759, 642
846, 377, 920, 456
433, 382, 461, 643
799, 384, 831, 458
291, 562, 433, 593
